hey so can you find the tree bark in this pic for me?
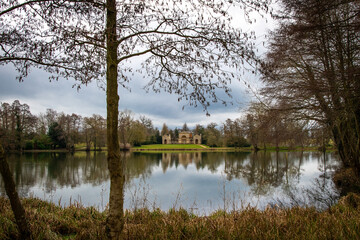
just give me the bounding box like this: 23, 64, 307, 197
331, 116, 360, 174
0, 145, 32, 239
105, 0, 125, 239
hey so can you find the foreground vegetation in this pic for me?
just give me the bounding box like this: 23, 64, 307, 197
1, 194, 360, 240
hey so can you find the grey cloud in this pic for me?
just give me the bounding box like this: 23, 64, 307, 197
1, 65, 251, 129
0, 66, 106, 117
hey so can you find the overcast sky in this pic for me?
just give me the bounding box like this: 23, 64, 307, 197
0, 5, 274, 130
0, 65, 259, 129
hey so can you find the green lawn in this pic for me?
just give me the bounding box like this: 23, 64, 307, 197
133, 144, 207, 149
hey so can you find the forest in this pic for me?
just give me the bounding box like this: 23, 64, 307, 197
0, 100, 331, 151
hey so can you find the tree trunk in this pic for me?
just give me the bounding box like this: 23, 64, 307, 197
106, 155, 125, 240
331, 116, 360, 175
105, 0, 124, 239
0, 145, 31, 239
94, 135, 97, 151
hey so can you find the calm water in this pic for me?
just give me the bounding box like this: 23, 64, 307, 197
0, 151, 340, 214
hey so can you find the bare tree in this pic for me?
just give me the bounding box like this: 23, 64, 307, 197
1, 0, 270, 238
261, 0, 360, 172
0, 100, 36, 150
204, 122, 222, 147
139, 115, 156, 144
222, 118, 249, 147
242, 102, 271, 150
118, 109, 134, 147
83, 114, 106, 150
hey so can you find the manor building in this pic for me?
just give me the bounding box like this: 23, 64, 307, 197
162, 131, 202, 145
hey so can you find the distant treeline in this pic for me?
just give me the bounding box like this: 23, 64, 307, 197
0, 100, 330, 151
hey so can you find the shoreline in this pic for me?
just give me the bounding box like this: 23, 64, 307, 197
14, 145, 335, 153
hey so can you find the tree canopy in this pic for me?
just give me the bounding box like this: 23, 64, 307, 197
261, 0, 360, 171
1, 0, 270, 110
1, 0, 271, 238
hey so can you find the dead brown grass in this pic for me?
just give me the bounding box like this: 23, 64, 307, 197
0, 194, 360, 239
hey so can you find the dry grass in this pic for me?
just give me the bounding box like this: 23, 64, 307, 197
1, 194, 360, 239
0, 198, 107, 240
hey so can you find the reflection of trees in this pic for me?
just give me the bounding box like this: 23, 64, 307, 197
280, 152, 340, 210
123, 152, 160, 185
314, 152, 339, 181
0, 152, 110, 196
158, 151, 304, 197
0, 151, 339, 201
222, 152, 307, 196
44, 152, 110, 191
157, 151, 327, 197
157, 152, 312, 198
0, 152, 166, 198
197, 152, 224, 172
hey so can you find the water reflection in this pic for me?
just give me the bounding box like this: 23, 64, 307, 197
0, 151, 339, 213
161, 152, 202, 172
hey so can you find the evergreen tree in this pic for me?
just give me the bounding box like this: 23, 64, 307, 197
182, 123, 189, 132
161, 123, 169, 136
48, 122, 66, 149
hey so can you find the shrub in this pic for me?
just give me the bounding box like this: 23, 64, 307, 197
24, 140, 34, 150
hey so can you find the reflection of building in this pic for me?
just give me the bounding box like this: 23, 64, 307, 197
162, 131, 202, 144
161, 152, 202, 172
179, 153, 192, 167
161, 152, 172, 172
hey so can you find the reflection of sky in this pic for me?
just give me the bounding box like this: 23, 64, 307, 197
27, 183, 110, 211
124, 163, 253, 215
0, 152, 340, 214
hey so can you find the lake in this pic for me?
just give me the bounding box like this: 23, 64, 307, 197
0, 151, 340, 214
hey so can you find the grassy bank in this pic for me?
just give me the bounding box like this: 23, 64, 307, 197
1, 194, 360, 240
132, 144, 255, 152
132, 144, 207, 150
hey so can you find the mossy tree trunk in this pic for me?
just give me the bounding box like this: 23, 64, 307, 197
105, 0, 125, 239
0, 145, 31, 239
331, 115, 360, 174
